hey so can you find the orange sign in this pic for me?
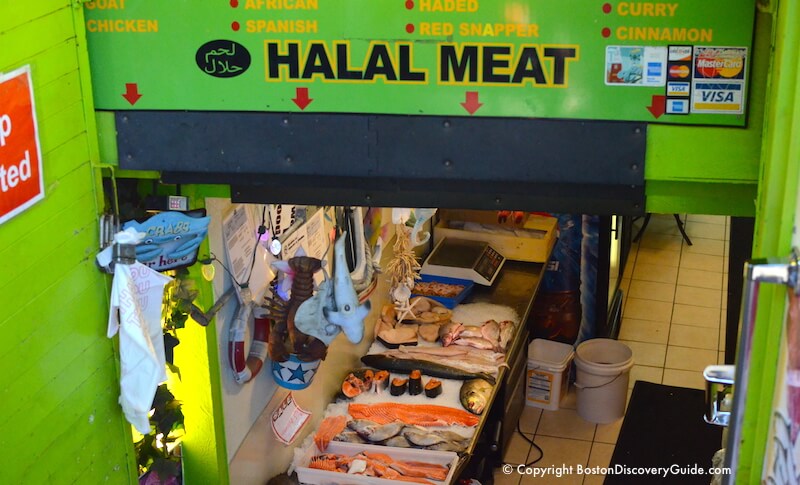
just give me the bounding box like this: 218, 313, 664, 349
0, 66, 44, 225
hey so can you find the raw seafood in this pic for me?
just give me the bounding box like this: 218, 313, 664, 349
498, 320, 515, 352
418, 323, 440, 342
349, 459, 368, 474
348, 419, 380, 434
307, 451, 445, 484
390, 377, 408, 396
376, 326, 419, 348
452, 336, 496, 350
359, 421, 406, 442
408, 370, 423, 395
362, 451, 449, 481
383, 436, 412, 448
426, 441, 464, 452
314, 415, 347, 451
438, 322, 464, 346
400, 297, 452, 324
458, 325, 484, 338
396, 345, 504, 363
412, 281, 465, 298
460, 378, 494, 415
341, 369, 375, 398
441, 319, 513, 352
403, 426, 447, 446
373, 370, 390, 393
480, 320, 501, 345
332, 424, 470, 452
424, 378, 442, 398
382, 346, 503, 376
349, 402, 480, 427
434, 430, 470, 443
334, 430, 368, 444
342, 373, 365, 398
361, 353, 496, 383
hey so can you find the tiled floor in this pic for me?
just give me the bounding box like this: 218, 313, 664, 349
494, 214, 729, 485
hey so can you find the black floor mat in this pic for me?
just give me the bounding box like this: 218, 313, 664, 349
605, 381, 723, 485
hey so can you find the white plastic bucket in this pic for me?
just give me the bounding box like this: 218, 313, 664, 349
574, 338, 634, 423
526, 339, 574, 410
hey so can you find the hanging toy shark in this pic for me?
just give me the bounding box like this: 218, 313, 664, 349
294, 278, 337, 346
323, 232, 371, 343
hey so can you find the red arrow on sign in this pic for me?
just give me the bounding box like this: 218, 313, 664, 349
461, 91, 483, 115
646, 95, 666, 119
122, 83, 142, 106
292, 87, 313, 110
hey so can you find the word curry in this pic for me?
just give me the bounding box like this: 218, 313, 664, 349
265, 41, 579, 86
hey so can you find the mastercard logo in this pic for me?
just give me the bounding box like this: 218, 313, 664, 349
669, 65, 690, 78
696, 55, 745, 79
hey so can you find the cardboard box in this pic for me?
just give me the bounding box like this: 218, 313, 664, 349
434, 210, 557, 263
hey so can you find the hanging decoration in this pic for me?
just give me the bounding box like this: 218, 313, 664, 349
385, 209, 423, 322
267, 232, 371, 389
267, 253, 327, 363
321, 233, 371, 343
122, 210, 211, 272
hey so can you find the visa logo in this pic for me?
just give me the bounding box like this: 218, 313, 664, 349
701, 91, 735, 102
667, 82, 690, 96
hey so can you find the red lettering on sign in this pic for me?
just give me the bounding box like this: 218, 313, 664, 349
0, 66, 44, 225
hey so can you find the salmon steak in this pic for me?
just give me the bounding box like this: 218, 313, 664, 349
348, 402, 480, 427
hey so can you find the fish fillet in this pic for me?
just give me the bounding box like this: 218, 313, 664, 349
349, 402, 480, 427
397, 345, 504, 363
314, 415, 347, 451
386, 348, 501, 375
361, 452, 449, 481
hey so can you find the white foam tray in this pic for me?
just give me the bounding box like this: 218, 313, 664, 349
296, 441, 458, 485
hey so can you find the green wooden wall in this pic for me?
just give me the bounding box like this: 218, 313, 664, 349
644, 7, 770, 217
0, 1, 134, 483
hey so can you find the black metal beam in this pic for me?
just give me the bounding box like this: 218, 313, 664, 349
117, 111, 647, 215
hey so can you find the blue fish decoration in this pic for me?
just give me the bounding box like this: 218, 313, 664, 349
123, 211, 210, 271
323, 232, 371, 344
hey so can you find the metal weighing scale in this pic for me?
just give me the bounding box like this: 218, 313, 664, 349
421, 237, 506, 286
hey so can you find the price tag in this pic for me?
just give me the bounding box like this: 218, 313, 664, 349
270, 393, 311, 445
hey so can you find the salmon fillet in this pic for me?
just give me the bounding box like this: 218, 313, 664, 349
361, 452, 449, 481
349, 402, 480, 427
314, 415, 347, 451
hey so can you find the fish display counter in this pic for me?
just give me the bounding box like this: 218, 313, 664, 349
296, 261, 545, 484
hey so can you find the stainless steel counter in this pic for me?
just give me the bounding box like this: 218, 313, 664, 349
454, 261, 545, 479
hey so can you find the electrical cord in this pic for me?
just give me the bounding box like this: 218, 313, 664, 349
240, 205, 268, 288
201, 205, 269, 290
200, 253, 243, 288
502, 422, 543, 467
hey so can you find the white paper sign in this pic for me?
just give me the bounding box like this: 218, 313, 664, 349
222, 204, 273, 303
270, 393, 311, 445
222, 205, 256, 285
269, 204, 297, 237
280, 209, 330, 285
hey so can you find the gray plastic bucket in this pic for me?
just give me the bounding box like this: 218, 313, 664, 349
574, 338, 634, 424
